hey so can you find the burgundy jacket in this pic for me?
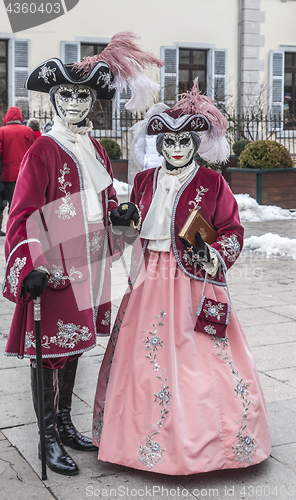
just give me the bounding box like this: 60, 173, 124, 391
129, 164, 244, 286
0, 107, 35, 182
3, 135, 119, 360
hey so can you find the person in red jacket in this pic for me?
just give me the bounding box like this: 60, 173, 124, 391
0, 106, 35, 210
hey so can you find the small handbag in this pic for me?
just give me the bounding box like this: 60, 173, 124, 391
194, 272, 231, 338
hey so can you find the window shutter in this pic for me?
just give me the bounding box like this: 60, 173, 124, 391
60, 41, 81, 64
117, 85, 133, 131
11, 39, 30, 118
160, 46, 179, 106
211, 49, 227, 109
269, 51, 284, 132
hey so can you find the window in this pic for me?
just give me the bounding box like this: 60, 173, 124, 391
80, 43, 112, 130
161, 46, 226, 109
0, 40, 8, 115
284, 52, 296, 128
179, 48, 207, 94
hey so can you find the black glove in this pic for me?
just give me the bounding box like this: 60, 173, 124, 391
110, 202, 139, 227
23, 270, 48, 300
179, 232, 211, 262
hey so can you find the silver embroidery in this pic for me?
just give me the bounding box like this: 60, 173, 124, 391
204, 324, 217, 335
183, 249, 205, 268
212, 335, 256, 463
101, 310, 111, 326
217, 235, 240, 263
151, 119, 163, 132
139, 310, 170, 469
90, 232, 103, 254
93, 405, 105, 442
96, 71, 114, 91
188, 186, 209, 211
25, 331, 35, 350
55, 164, 76, 220
203, 300, 225, 321
7, 257, 27, 297
93, 311, 125, 443
48, 265, 83, 288
25, 321, 92, 351
38, 64, 57, 84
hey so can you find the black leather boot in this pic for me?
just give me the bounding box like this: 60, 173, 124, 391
58, 358, 97, 451
30, 364, 79, 475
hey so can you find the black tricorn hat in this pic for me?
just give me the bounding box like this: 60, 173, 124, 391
25, 57, 116, 100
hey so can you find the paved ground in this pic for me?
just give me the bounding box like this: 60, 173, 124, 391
0, 207, 296, 500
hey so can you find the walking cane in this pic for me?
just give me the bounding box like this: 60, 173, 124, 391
33, 296, 47, 480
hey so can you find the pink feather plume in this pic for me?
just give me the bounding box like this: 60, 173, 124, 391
172, 78, 228, 137
73, 31, 163, 112
74, 31, 163, 79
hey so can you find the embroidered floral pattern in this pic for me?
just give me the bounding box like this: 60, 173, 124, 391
55, 164, 76, 220
25, 321, 92, 352
139, 310, 170, 469
217, 234, 240, 263
101, 310, 111, 326
25, 331, 35, 350
188, 186, 209, 211
203, 300, 225, 321
204, 324, 217, 335
212, 336, 256, 463
38, 64, 57, 84
97, 71, 114, 91
183, 248, 205, 269
90, 232, 103, 254
7, 257, 26, 297
48, 265, 83, 288
150, 118, 163, 132
93, 405, 105, 443
93, 311, 125, 442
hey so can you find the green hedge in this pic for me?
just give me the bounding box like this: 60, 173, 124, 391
99, 138, 121, 160
232, 139, 251, 156
239, 140, 293, 169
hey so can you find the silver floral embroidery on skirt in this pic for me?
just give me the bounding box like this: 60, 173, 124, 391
139, 310, 170, 469
93, 404, 105, 443
212, 335, 256, 463
7, 257, 27, 297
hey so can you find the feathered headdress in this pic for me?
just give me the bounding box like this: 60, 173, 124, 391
146, 78, 230, 163
74, 31, 164, 113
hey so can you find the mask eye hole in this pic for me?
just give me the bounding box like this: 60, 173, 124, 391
59, 90, 72, 99
78, 92, 90, 99
164, 138, 175, 147
180, 138, 190, 146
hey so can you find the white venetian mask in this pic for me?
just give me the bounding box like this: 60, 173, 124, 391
54, 84, 92, 124
162, 132, 195, 168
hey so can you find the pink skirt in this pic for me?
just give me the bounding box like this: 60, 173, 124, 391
93, 250, 271, 475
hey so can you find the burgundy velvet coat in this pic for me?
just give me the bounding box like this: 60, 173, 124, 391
3, 135, 119, 360
129, 164, 244, 286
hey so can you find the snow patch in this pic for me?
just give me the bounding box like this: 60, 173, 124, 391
113, 178, 131, 196
244, 233, 296, 260
235, 194, 296, 222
